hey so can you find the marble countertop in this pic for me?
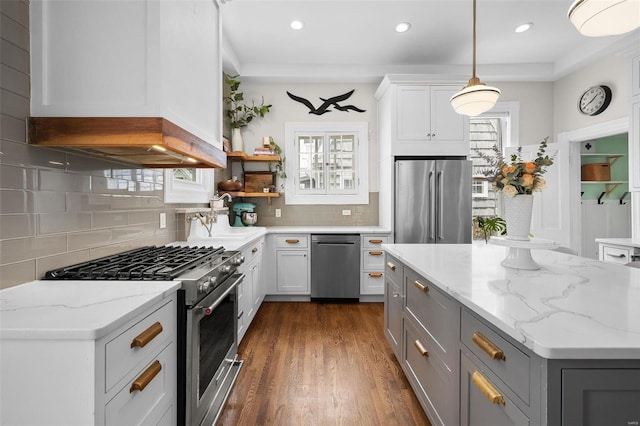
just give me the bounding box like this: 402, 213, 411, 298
0, 280, 181, 340
595, 238, 640, 249
266, 225, 389, 234
383, 243, 640, 360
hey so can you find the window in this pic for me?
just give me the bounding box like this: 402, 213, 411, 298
164, 168, 213, 203
472, 179, 489, 198
285, 122, 368, 205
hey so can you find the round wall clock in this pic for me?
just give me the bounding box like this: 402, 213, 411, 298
578, 85, 612, 116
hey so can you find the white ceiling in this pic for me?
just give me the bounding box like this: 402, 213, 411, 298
220, 0, 639, 83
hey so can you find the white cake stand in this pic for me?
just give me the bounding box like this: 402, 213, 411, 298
489, 236, 559, 270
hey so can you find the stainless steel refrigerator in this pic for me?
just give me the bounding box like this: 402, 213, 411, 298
394, 158, 472, 244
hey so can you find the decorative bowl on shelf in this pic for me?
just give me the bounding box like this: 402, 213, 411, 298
218, 180, 243, 191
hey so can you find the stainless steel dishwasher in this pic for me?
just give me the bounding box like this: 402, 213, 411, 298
311, 234, 360, 302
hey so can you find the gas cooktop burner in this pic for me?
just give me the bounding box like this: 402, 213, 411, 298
43, 245, 225, 281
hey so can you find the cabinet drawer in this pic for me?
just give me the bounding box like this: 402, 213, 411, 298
460, 352, 529, 426
405, 268, 457, 359
105, 299, 175, 393
105, 343, 175, 426
243, 240, 263, 264
362, 248, 385, 270
361, 271, 384, 295
362, 235, 389, 249
403, 319, 455, 426
275, 235, 308, 248
461, 309, 530, 403
384, 253, 403, 285
602, 245, 634, 265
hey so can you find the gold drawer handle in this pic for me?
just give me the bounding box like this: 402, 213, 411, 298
131, 321, 163, 349
369, 250, 383, 256
472, 331, 506, 361
285, 239, 300, 244
130, 360, 162, 393
252, 247, 258, 253
471, 370, 506, 406
368, 272, 383, 278
386, 262, 396, 271
414, 339, 429, 357
369, 239, 383, 244
414, 280, 429, 292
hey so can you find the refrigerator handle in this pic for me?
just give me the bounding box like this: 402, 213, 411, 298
437, 170, 444, 240
429, 170, 435, 241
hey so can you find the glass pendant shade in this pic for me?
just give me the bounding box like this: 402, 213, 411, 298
568, 0, 640, 36
450, 77, 501, 117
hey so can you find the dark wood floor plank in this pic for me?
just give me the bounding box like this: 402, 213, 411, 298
216, 302, 431, 426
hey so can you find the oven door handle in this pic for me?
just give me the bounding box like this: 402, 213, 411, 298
198, 273, 244, 316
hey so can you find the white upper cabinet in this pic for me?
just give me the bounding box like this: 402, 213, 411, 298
30, 0, 222, 149
630, 54, 640, 191
377, 78, 469, 156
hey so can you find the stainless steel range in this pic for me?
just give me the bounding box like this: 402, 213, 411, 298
43, 245, 245, 426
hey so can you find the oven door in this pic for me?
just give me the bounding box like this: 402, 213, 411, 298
186, 272, 244, 426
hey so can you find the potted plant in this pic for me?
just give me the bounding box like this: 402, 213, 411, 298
268, 137, 287, 191
473, 216, 507, 243
223, 74, 272, 151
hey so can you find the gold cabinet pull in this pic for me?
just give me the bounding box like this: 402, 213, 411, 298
131, 322, 163, 349
414, 339, 429, 357
368, 272, 383, 278
386, 262, 396, 271
130, 360, 162, 393
471, 371, 506, 406
369, 250, 383, 256
369, 239, 383, 244
472, 331, 506, 361
285, 239, 300, 244
252, 247, 258, 253
414, 280, 429, 292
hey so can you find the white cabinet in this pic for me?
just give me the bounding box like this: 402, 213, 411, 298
1, 290, 177, 426
275, 235, 310, 294
630, 98, 640, 191
360, 234, 388, 295
30, 0, 222, 149
597, 239, 640, 265
237, 237, 265, 343
376, 77, 469, 157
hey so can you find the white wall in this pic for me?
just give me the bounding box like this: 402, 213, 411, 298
232, 81, 379, 191
492, 81, 554, 145
553, 54, 629, 136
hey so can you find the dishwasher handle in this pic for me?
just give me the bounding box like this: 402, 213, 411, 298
314, 241, 357, 245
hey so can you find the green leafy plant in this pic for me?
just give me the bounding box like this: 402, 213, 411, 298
268, 137, 287, 190
223, 74, 272, 128
473, 216, 507, 243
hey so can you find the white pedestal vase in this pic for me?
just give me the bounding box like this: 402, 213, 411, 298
503, 194, 533, 241
231, 128, 244, 152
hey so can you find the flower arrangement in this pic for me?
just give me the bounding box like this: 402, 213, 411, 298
475, 137, 554, 197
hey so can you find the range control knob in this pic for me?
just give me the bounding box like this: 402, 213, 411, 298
198, 280, 211, 294
232, 255, 245, 266
220, 265, 232, 274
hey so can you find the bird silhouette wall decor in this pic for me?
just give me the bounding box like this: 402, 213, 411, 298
286, 90, 366, 115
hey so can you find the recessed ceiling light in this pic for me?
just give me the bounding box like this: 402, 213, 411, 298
515, 22, 533, 33
395, 22, 411, 33
290, 20, 304, 30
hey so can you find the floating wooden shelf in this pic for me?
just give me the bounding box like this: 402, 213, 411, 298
227, 152, 281, 162
227, 191, 280, 198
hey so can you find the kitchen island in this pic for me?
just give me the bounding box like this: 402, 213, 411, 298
382, 243, 640, 426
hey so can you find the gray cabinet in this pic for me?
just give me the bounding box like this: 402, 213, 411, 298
562, 369, 640, 426
382, 255, 640, 426
384, 254, 403, 359
460, 351, 529, 426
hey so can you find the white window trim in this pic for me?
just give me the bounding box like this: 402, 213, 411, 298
164, 168, 213, 203
284, 122, 369, 205
472, 179, 489, 198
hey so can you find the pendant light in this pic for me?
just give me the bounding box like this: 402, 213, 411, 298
568, 0, 640, 37
450, 0, 501, 117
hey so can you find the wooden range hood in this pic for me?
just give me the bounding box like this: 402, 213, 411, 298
28, 117, 227, 168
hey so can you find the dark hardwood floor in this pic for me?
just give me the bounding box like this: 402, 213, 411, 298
216, 302, 431, 426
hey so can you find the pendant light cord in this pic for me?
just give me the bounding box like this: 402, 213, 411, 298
472, 0, 477, 79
